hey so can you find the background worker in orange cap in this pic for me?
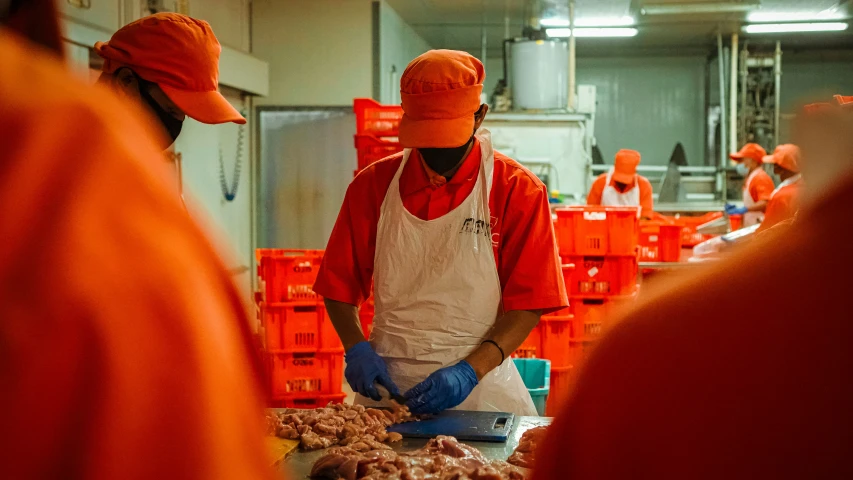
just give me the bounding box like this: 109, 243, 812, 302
726, 143, 775, 226
0, 3, 276, 479
95, 12, 245, 149
315, 49, 567, 416
532, 101, 853, 480
586, 149, 654, 218
758, 144, 803, 233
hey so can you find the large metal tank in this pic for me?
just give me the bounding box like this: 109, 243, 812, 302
511, 39, 568, 110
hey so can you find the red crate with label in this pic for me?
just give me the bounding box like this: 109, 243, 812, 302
638, 221, 683, 262
269, 393, 347, 409
354, 134, 403, 170
555, 206, 640, 257
256, 249, 323, 303
268, 351, 344, 400
259, 302, 341, 353
563, 255, 638, 296
354, 98, 403, 137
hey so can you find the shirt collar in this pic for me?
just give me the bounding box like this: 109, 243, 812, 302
400, 138, 481, 197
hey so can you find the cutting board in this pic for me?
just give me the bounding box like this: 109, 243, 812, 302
266, 437, 300, 466
387, 410, 515, 443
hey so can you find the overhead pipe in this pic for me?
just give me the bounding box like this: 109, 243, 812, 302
567, 0, 576, 111
480, 0, 487, 64
729, 33, 738, 155
739, 44, 748, 147
504, 0, 510, 39
774, 41, 782, 147
717, 32, 728, 201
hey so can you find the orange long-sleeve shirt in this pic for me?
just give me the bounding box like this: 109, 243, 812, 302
534, 177, 853, 479
586, 173, 654, 217
0, 31, 276, 480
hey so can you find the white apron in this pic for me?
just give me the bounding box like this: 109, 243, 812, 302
742, 169, 765, 227
601, 168, 640, 206
356, 129, 537, 416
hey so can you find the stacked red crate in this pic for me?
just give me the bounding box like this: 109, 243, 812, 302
353, 98, 404, 175
542, 206, 641, 414
255, 249, 345, 408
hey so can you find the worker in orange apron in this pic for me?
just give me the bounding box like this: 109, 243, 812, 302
586, 149, 654, 218
758, 144, 802, 232
533, 101, 853, 479
0, 3, 276, 479
726, 143, 775, 226
315, 50, 567, 416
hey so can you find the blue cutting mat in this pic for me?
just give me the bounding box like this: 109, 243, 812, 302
387, 410, 515, 443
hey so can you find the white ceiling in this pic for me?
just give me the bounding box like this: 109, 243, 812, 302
385, 0, 853, 57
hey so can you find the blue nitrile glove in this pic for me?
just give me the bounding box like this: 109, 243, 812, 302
344, 341, 400, 402
725, 203, 748, 215
405, 361, 479, 415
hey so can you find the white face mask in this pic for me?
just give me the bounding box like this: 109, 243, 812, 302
735, 163, 750, 176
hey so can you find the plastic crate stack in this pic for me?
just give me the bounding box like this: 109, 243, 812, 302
255, 249, 346, 408
547, 206, 642, 414
353, 98, 404, 175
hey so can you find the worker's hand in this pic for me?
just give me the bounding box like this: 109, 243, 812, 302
725, 203, 748, 215
344, 341, 400, 402
405, 361, 479, 415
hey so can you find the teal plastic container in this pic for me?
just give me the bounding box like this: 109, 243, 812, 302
513, 358, 551, 416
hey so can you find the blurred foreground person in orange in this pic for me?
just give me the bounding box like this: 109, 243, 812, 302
533, 100, 853, 478
0, 2, 277, 479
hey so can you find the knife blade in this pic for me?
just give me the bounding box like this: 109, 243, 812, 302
375, 383, 407, 404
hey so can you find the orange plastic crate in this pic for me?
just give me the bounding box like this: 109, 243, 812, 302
256, 249, 323, 303
677, 212, 723, 247
638, 222, 683, 262
569, 295, 637, 333
269, 351, 343, 399
354, 134, 403, 170
269, 393, 347, 409
260, 302, 341, 353
354, 98, 403, 137
555, 206, 640, 257
545, 366, 575, 416
563, 255, 638, 296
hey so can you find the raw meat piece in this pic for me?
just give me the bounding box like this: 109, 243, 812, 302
310, 435, 530, 480
265, 402, 414, 453
506, 426, 548, 469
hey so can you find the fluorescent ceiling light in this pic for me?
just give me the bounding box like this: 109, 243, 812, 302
546, 27, 639, 38
576, 16, 635, 27
747, 10, 844, 23
743, 22, 849, 34
540, 16, 635, 27
641, 1, 758, 15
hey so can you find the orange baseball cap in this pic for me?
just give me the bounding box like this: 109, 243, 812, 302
94, 13, 245, 125
763, 144, 801, 173
398, 50, 485, 148
613, 149, 641, 184
730, 143, 767, 163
